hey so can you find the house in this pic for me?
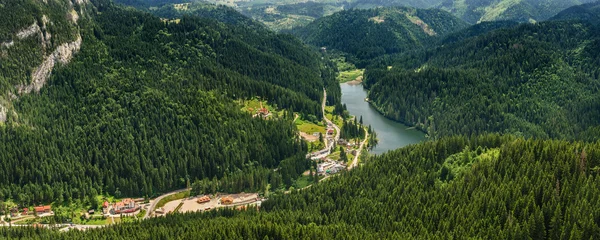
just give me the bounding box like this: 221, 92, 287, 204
327, 129, 334, 135
22, 208, 29, 215
197, 196, 211, 204
337, 139, 347, 145
102, 201, 110, 214
34, 205, 52, 214
88, 209, 95, 215
257, 102, 270, 117
220, 196, 234, 205
9, 207, 19, 217
112, 198, 139, 214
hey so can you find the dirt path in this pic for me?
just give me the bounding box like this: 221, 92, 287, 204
349, 130, 368, 169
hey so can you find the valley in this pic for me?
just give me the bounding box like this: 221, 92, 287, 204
2, 0, 600, 239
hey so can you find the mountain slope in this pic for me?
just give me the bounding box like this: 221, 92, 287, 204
550, 1, 600, 23
0, 0, 338, 205
0, 0, 89, 123
439, 0, 597, 24
292, 7, 468, 65
364, 16, 600, 140
5, 135, 600, 238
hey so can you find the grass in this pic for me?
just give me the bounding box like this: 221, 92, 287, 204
308, 141, 325, 152
337, 69, 364, 83
76, 216, 109, 225
292, 175, 315, 189
156, 191, 190, 209
295, 118, 326, 135
136, 209, 146, 218
173, 202, 184, 213
324, 106, 344, 129
328, 148, 355, 165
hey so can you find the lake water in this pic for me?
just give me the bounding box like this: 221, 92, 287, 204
341, 83, 426, 155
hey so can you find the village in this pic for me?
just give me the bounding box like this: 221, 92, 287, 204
0, 90, 367, 230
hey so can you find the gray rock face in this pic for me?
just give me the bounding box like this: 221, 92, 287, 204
17, 35, 82, 94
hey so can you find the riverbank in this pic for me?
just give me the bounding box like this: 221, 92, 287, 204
340, 83, 426, 154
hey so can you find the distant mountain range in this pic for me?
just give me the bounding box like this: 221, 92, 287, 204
291, 6, 468, 65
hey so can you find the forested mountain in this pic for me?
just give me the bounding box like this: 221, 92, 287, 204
6, 134, 600, 238
551, 1, 600, 23
0, 0, 340, 206
291, 7, 468, 66
0, 0, 90, 123
364, 12, 600, 140
438, 0, 596, 24
440, 20, 519, 44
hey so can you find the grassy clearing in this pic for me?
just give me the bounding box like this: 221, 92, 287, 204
156, 191, 190, 209
76, 217, 109, 225
324, 106, 344, 128
328, 148, 355, 165
292, 175, 315, 189
337, 69, 364, 83
238, 98, 285, 119
295, 118, 326, 135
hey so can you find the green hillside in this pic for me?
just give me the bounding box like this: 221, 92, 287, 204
364, 17, 600, 140
292, 7, 468, 66
0, 0, 340, 205
5, 135, 600, 238
439, 0, 597, 24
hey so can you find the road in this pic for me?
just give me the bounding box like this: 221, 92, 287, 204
144, 188, 190, 219
322, 89, 341, 149
349, 130, 368, 169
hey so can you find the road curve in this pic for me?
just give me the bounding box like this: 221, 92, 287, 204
144, 188, 190, 219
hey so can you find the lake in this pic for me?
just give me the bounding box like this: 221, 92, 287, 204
341, 83, 426, 154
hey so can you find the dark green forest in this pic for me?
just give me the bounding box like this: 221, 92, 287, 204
365, 17, 600, 140
5, 134, 600, 238
0, 0, 340, 206
291, 6, 468, 67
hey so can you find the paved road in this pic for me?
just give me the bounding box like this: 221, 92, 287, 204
144, 188, 190, 219
322, 89, 341, 149
307, 89, 341, 160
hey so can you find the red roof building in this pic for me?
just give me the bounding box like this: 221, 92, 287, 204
34, 205, 51, 214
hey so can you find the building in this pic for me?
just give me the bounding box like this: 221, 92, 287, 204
112, 198, 139, 214
327, 129, 334, 135
257, 102, 270, 117
197, 196, 211, 204
22, 208, 29, 215
220, 196, 234, 205
34, 205, 52, 214
338, 139, 348, 146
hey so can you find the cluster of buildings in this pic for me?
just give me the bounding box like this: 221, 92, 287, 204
103, 198, 141, 215
317, 161, 346, 175
8, 205, 52, 217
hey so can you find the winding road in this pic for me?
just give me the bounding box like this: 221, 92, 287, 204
144, 188, 190, 219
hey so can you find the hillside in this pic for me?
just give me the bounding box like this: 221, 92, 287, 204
551, 1, 600, 23
292, 7, 468, 66
364, 15, 600, 140
0, 0, 340, 205
0, 0, 89, 123
5, 135, 600, 238
439, 0, 597, 24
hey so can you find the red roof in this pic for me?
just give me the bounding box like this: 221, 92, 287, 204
34, 205, 51, 212
103, 201, 109, 208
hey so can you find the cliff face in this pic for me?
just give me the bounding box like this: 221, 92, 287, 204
0, 0, 89, 123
